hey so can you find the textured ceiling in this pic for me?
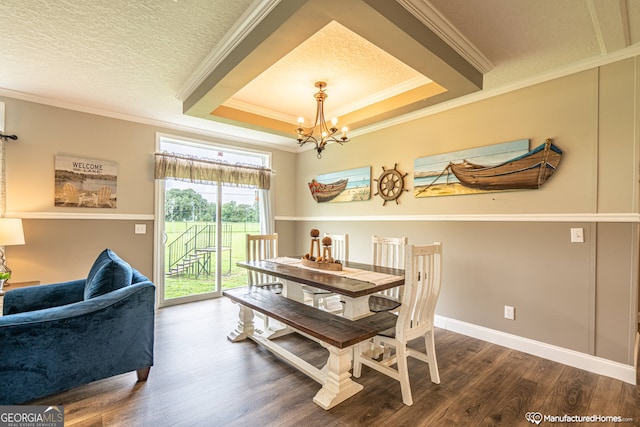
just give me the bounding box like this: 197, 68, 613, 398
184, 0, 482, 138
225, 20, 430, 125
427, 0, 640, 88
0, 0, 639, 150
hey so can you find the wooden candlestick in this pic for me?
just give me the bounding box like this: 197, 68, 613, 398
322, 246, 332, 261
310, 238, 320, 259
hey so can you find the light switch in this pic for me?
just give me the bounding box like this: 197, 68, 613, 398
570, 227, 584, 243
135, 224, 147, 234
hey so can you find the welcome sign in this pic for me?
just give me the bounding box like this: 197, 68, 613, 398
54, 155, 118, 208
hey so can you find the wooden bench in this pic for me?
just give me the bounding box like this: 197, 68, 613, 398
224, 286, 397, 409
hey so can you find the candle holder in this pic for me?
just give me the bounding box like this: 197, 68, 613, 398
301, 229, 342, 271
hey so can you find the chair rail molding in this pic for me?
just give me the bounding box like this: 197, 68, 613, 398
276, 213, 640, 223
5, 212, 154, 220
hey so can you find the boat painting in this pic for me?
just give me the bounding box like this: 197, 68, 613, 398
449, 139, 562, 190
415, 139, 562, 197
308, 179, 348, 202
309, 166, 371, 203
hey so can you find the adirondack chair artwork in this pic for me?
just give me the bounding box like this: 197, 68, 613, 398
62, 183, 79, 206
97, 186, 113, 208
54, 155, 118, 209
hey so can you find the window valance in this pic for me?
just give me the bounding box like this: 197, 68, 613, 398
154, 152, 271, 189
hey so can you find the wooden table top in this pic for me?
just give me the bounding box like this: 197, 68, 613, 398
237, 259, 404, 299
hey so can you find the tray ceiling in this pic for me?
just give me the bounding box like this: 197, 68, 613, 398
181, 0, 482, 137
0, 0, 638, 150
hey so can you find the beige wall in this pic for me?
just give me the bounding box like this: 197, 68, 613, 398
293, 68, 600, 217
1, 97, 296, 283
2, 56, 638, 368
277, 57, 640, 365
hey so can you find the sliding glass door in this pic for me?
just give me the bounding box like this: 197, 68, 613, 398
155, 135, 270, 307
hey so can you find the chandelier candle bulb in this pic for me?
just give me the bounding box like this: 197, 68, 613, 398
341, 127, 348, 139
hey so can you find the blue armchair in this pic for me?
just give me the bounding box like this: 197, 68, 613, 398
0, 249, 155, 405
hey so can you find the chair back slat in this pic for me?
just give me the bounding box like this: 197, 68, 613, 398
246, 233, 278, 286
372, 235, 407, 269
323, 233, 349, 262
397, 243, 442, 342
372, 235, 407, 300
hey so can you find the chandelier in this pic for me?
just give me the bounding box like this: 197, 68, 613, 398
295, 81, 349, 158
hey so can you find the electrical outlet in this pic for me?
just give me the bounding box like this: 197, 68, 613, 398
570, 227, 584, 243
504, 305, 515, 320
134, 224, 146, 234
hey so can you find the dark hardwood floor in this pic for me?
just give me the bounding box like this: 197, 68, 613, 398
31, 297, 638, 426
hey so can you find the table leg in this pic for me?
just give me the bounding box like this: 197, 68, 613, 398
281, 279, 304, 302
313, 343, 363, 409
227, 304, 254, 342
340, 296, 371, 320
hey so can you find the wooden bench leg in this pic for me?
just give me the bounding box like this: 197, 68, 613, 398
313, 343, 363, 410
227, 304, 255, 342
136, 367, 151, 381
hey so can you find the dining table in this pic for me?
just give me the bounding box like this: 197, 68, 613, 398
229, 256, 405, 409
237, 256, 405, 320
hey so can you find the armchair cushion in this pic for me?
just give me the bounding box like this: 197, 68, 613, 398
84, 248, 133, 300
3, 279, 86, 315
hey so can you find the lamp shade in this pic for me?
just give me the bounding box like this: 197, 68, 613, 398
0, 218, 25, 246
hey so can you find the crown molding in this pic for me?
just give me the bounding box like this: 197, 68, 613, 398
0, 87, 297, 153
397, 0, 494, 73
330, 76, 432, 118
224, 75, 432, 125
587, 0, 631, 54
351, 43, 640, 139
175, 0, 282, 102
223, 99, 297, 124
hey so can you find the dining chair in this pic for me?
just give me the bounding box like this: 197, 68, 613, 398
353, 242, 443, 406
245, 233, 283, 333
246, 233, 282, 294
369, 235, 407, 312
302, 233, 348, 312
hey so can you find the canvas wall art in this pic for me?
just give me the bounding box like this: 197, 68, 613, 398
308, 166, 371, 203
414, 139, 530, 198
54, 155, 118, 208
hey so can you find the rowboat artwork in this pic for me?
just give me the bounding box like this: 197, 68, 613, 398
308, 179, 348, 202
308, 166, 371, 203
415, 138, 563, 197
449, 139, 562, 190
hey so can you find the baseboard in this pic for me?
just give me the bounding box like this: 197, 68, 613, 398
434, 315, 636, 385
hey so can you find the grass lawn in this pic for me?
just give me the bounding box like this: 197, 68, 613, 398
163, 221, 261, 299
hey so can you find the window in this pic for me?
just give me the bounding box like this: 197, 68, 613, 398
154, 134, 271, 306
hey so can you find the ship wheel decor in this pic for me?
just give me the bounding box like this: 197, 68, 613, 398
374, 163, 408, 205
